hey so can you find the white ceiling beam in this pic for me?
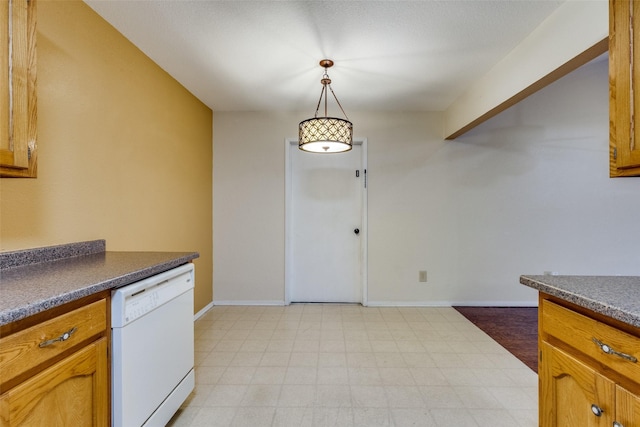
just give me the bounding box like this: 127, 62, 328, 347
444, 0, 608, 140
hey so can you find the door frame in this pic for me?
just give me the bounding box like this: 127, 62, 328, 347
284, 138, 368, 306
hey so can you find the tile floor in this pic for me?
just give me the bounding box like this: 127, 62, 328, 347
167, 304, 538, 427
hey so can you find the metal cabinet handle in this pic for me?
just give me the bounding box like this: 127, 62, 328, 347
613, 422, 624, 427
591, 404, 604, 417
592, 338, 638, 363
39, 327, 78, 348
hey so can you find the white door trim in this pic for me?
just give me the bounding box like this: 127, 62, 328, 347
284, 138, 368, 306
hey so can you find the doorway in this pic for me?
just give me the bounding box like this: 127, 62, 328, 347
285, 138, 368, 305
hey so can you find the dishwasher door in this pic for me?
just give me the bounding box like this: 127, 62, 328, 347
112, 264, 195, 427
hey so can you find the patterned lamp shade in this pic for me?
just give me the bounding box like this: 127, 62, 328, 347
298, 117, 353, 153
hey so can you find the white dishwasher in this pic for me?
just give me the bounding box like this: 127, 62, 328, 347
111, 263, 195, 427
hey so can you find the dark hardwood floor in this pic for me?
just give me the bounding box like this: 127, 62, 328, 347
453, 306, 538, 372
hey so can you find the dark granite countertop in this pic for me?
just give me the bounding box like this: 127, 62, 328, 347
520, 275, 640, 328
0, 240, 199, 326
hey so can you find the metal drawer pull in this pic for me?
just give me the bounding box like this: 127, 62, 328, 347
591, 404, 603, 417
592, 338, 638, 363
613, 422, 624, 427
39, 327, 78, 348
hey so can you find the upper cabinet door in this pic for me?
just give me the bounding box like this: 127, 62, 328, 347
1, 0, 36, 178
610, 0, 640, 177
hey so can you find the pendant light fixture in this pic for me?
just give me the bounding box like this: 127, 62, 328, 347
298, 59, 353, 153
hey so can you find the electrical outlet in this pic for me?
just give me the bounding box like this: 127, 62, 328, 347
419, 271, 427, 282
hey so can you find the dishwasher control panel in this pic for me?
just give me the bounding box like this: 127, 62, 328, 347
111, 263, 194, 328
124, 290, 161, 323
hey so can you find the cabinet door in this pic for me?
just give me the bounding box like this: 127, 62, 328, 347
610, 0, 640, 177
541, 342, 615, 427
616, 385, 640, 427
0, 0, 36, 178
0, 338, 108, 427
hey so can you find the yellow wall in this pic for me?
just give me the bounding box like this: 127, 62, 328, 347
0, 0, 213, 313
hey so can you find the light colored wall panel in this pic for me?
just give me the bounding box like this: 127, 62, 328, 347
0, 1, 213, 313
214, 57, 639, 306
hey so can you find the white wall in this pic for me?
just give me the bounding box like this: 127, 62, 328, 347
213, 56, 640, 306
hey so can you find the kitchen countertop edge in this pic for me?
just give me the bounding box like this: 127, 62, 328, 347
1, 241, 199, 326
520, 275, 640, 328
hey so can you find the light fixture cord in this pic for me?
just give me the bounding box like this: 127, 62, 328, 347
313, 69, 349, 121
328, 84, 349, 121
313, 84, 327, 119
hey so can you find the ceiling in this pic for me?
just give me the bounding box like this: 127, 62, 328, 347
85, 0, 565, 113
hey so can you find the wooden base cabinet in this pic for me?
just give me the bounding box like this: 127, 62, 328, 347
0, 294, 109, 427
0, 338, 108, 426
617, 385, 640, 427
539, 294, 640, 427
541, 342, 615, 426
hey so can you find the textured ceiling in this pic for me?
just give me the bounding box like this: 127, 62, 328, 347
85, 0, 565, 113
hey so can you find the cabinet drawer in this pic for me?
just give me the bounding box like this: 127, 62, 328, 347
0, 299, 107, 388
542, 299, 640, 380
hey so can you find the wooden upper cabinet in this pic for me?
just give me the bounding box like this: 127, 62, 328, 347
610, 0, 640, 177
1, 0, 36, 178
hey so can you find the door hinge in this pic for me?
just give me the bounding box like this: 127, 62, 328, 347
364, 169, 367, 189
539, 350, 542, 362
613, 147, 617, 160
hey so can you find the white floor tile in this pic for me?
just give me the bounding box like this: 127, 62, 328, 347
190, 407, 236, 427
390, 408, 437, 427
231, 407, 276, 427
312, 407, 354, 427
316, 384, 352, 407
278, 384, 317, 407
201, 351, 236, 367
259, 352, 291, 367
384, 386, 426, 408
205, 385, 248, 407
379, 367, 416, 386
240, 384, 281, 406
318, 352, 348, 368
272, 407, 311, 427
430, 408, 479, 426
283, 367, 317, 384
229, 351, 264, 367
348, 367, 383, 385
468, 408, 520, 427
350, 385, 388, 408
195, 366, 225, 385
251, 366, 287, 385
218, 366, 256, 385
317, 367, 349, 385
179, 304, 539, 427
419, 385, 464, 409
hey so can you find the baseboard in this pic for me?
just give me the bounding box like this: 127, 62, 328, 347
366, 300, 538, 307
213, 300, 286, 306
194, 301, 214, 320
205, 300, 537, 308
449, 300, 538, 307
